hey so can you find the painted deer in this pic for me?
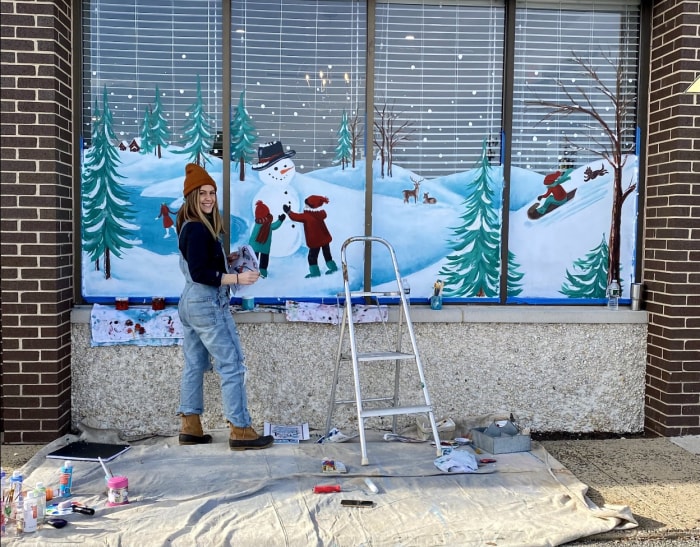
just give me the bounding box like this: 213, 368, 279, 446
423, 192, 437, 204
583, 163, 608, 182
403, 177, 422, 203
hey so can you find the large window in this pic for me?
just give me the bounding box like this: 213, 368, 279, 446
78, 0, 642, 305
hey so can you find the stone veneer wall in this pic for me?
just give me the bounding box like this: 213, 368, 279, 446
69, 307, 648, 437
1, 0, 73, 443
643, 0, 700, 436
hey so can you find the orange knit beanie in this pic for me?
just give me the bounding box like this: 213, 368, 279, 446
183, 163, 217, 196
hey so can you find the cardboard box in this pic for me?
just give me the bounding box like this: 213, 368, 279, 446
471, 427, 531, 454
416, 415, 455, 441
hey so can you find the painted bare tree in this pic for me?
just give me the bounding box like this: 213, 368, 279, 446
527, 51, 637, 285
373, 102, 414, 178
349, 111, 363, 169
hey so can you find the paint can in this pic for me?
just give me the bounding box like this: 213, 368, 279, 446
241, 296, 255, 311
115, 297, 129, 311
106, 476, 129, 507
151, 296, 165, 311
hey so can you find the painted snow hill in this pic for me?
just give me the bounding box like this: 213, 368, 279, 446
81, 146, 638, 303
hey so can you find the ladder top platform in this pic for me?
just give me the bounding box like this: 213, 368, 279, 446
336, 291, 401, 298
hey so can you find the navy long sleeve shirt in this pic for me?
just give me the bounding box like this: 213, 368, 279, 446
178, 221, 226, 287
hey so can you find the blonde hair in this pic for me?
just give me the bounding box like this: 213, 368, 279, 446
176, 188, 224, 240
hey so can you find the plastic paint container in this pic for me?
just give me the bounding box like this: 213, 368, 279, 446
241, 296, 255, 311
106, 476, 129, 507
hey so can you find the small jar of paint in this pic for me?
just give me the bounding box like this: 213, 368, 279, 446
106, 476, 129, 507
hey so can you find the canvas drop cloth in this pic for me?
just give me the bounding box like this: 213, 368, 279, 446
8, 431, 636, 546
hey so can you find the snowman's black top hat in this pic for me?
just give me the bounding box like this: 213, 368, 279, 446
252, 141, 296, 170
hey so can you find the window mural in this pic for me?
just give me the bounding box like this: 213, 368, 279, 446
79, 0, 640, 305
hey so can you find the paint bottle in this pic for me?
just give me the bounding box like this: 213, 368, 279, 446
33, 483, 47, 524
22, 492, 38, 533
59, 460, 73, 498
106, 476, 129, 507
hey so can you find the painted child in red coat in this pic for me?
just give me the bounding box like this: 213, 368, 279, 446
283, 195, 338, 278
536, 170, 572, 215
156, 202, 178, 238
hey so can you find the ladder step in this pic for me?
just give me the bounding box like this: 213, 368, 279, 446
333, 396, 395, 406
341, 351, 415, 362
360, 405, 432, 419
339, 291, 401, 298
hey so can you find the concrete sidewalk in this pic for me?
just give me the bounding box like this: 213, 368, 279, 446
541, 435, 699, 544
1, 435, 698, 544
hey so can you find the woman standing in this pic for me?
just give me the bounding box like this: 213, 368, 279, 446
175, 163, 273, 450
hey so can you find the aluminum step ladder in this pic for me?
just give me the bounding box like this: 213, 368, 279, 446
325, 236, 443, 465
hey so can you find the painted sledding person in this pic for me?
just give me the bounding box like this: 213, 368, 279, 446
283, 195, 338, 278
536, 169, 573, 215
248, 200, 286, 278
156, 202, 178, 238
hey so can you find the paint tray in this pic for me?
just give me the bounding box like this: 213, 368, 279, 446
471, 426, 531, 454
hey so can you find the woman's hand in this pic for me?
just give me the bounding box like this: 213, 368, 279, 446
236, 269, 260, 285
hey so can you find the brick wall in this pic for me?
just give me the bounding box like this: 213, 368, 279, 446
1, 0, 698, 443
1, 0, 74, 443
644, 0, 700, 436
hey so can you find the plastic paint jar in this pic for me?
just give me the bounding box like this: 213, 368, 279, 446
106, 476, 129, 507
115, 297, 129, 311
151, 296, 165, 311
241, 296, 255, 311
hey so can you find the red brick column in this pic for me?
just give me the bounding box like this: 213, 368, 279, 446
1, 0, 74, 443
644, 0, 700, 436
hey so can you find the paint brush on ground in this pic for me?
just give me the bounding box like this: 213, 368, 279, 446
98, 456, 112, 479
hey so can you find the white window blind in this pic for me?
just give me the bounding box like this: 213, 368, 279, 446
374, 0, 505, 177
81, 0, 222, 146
231, 0, 367, 172
511, 0, 640, 172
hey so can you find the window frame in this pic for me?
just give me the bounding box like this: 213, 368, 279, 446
73, 0, 648, 306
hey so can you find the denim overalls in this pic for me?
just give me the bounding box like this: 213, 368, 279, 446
177, 224, 252, 427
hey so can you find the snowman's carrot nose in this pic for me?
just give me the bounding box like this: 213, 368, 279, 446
280, 166, 294, 175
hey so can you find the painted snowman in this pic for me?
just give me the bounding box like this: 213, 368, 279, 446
251, 141, 303, 257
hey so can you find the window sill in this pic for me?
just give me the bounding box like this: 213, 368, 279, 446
71, 304, 647, 325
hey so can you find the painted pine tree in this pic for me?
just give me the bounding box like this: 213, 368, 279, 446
149, 85, 170, 159
334, 109, 352, 170
139, 106, 155, 155
175, 75, 214, 166
81, 86, 137, 279
439, 140, 502, 297
560, 233, 609, 298
507, 250, 525, 297
230, 91, 257, 181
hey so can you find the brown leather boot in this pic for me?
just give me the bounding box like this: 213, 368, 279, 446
228, 423, 274, 451
179, 414, 213, 445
